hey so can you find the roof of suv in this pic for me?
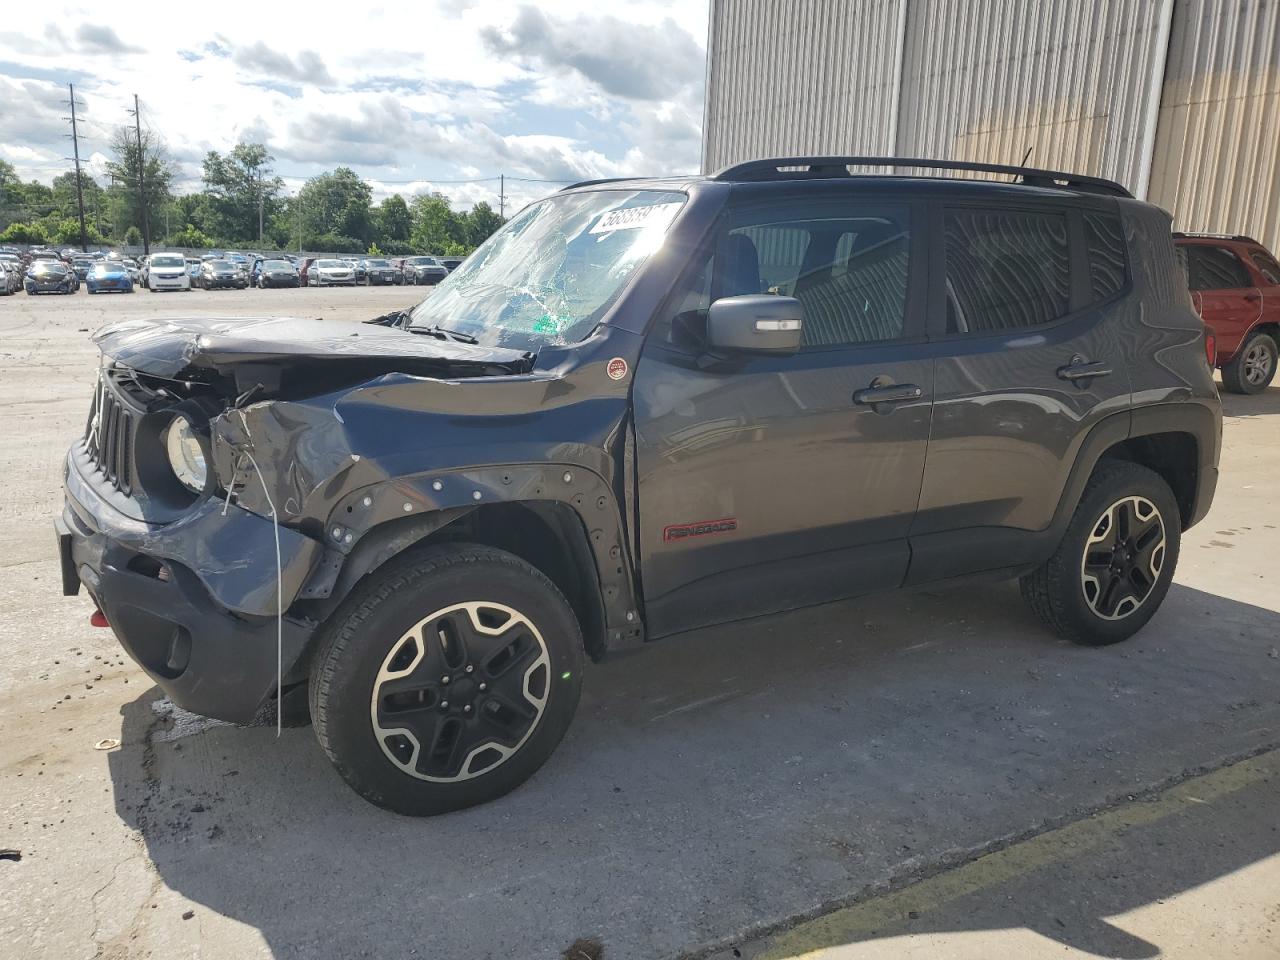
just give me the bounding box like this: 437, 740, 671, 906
561, 155, 1132, 200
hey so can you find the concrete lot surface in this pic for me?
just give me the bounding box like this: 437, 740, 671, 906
1, 287, 1278, 959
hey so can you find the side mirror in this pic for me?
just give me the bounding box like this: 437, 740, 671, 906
707, 294, 803, 354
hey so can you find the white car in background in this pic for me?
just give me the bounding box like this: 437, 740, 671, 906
308, 258, 356, 286
145, 252, 191, 292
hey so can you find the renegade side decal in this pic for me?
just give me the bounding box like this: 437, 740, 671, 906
662, 517, 738, 543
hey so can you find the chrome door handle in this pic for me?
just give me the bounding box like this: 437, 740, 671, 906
853, 383, 924, 405
1057, 358, 1112, 381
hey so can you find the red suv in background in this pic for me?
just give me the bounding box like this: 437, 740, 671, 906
1175, 233, 1280, 394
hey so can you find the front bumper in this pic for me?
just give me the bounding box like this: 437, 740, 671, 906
58, 448, 324, 723
205, 277, 243, 288
150, 275, 188, 289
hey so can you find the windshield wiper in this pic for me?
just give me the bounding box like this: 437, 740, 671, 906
410, 324, 479, 345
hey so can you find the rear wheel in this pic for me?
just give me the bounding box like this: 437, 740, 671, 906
1021, 461, 1180, 646
310, 544, 584, 816
1221, 331, 1277, 394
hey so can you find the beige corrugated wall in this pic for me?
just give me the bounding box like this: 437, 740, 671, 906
703, 0, 1280, 252
1148, 0, 1280, 249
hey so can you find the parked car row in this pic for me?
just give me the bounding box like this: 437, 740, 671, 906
0, 245, 467, 296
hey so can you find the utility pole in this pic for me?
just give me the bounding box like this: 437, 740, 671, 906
65, 84, 89, 252
498, 174, 505, 219
258, 171, 264, 244
130, 94, 150, 255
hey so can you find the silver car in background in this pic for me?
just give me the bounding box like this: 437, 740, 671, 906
308, 258, 357, 286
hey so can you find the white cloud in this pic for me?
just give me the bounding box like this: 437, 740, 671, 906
0, 1, 708, 209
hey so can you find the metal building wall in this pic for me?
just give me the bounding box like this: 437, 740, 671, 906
702, 0, 904, 169
1148, 0, 1280, 250
894, 0, 1167, 192
703, 0, 1280, 252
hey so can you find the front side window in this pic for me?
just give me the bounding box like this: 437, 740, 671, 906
408, 189, 686, 350
944, 209, 1070, 333
1188, 246, 1252, 291
729, 204, 911, 347
655, 198, 912, 350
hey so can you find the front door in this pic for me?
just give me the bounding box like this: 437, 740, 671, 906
633, 192, 934, 638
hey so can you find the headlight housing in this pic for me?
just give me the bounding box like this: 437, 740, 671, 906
164, 416, 208, 493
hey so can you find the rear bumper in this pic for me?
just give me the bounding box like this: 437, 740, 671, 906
58, 448, 324, 723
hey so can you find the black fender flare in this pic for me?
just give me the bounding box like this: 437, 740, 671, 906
295, 463, 643, 650
1050, 399, 1219, 538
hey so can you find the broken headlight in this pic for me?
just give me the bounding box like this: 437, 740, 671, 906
164, 415, 208, 494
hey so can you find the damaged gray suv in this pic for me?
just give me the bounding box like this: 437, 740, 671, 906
57, 157, 1221, 815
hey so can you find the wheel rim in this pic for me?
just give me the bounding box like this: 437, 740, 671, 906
1242, 342, 1274, 386
1079, 496, 1166, 621
370, 601, 551, 782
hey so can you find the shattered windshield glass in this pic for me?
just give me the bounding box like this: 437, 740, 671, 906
408, 189, 686, 350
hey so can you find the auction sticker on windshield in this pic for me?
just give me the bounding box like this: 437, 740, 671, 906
590, 201, 683, 235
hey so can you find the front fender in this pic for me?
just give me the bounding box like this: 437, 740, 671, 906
296, 462, 642, 648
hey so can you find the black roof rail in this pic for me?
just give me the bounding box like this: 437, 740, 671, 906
559, 176, 643, 191
711, 156, 1133, 198
1172, 231, 1259, 244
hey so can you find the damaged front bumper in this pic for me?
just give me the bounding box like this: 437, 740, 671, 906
57, 447, 325, 723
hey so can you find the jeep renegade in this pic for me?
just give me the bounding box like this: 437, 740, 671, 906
57, 157, 1222, 815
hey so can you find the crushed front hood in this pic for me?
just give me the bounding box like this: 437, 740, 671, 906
93, 316, 533, 386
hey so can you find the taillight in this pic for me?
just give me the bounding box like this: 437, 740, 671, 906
1203, 325, 1217, 369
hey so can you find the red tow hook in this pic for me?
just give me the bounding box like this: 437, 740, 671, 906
89, 609, 109, 628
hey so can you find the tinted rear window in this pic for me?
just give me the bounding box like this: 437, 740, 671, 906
1187, 246, 1251, 290
944, 209, 1071, 333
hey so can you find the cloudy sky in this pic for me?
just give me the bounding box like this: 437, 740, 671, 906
0, 0, 709, 211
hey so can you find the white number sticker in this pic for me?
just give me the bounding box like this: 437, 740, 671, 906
590, 201, 683, 235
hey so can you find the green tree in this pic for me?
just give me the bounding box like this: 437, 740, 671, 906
460, 201, 504, 247
124, 225, 142, 246
48, 217, 105, 246
105, 126, 173, 243
201, 143, 283, 242
168, 224, 214, 248
296, 167, 374, 245
0, 160, 28, 229
376, 194, 411, 244
409, 192, 462, 253
0, 221, 50, 244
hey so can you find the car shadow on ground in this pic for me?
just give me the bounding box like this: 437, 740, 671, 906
1219, 383, 1280, 418
106, 580, 1280, 960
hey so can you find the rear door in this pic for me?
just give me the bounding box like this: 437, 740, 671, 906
633, 189, 934, 637
909, 201, 1133, 583
1185, 243, 1263, 360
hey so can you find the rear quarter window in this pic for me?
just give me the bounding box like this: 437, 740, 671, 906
1082, 212, 1127, 301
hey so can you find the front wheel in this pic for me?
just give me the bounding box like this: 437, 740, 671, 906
310, 544, 584, 816
1021, 461, 1180, 646
1221, 331, 1277, 394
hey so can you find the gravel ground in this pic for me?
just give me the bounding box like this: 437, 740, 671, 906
1, 286, 1277, 959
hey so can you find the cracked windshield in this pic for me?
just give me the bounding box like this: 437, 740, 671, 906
408, 190, 685, 350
